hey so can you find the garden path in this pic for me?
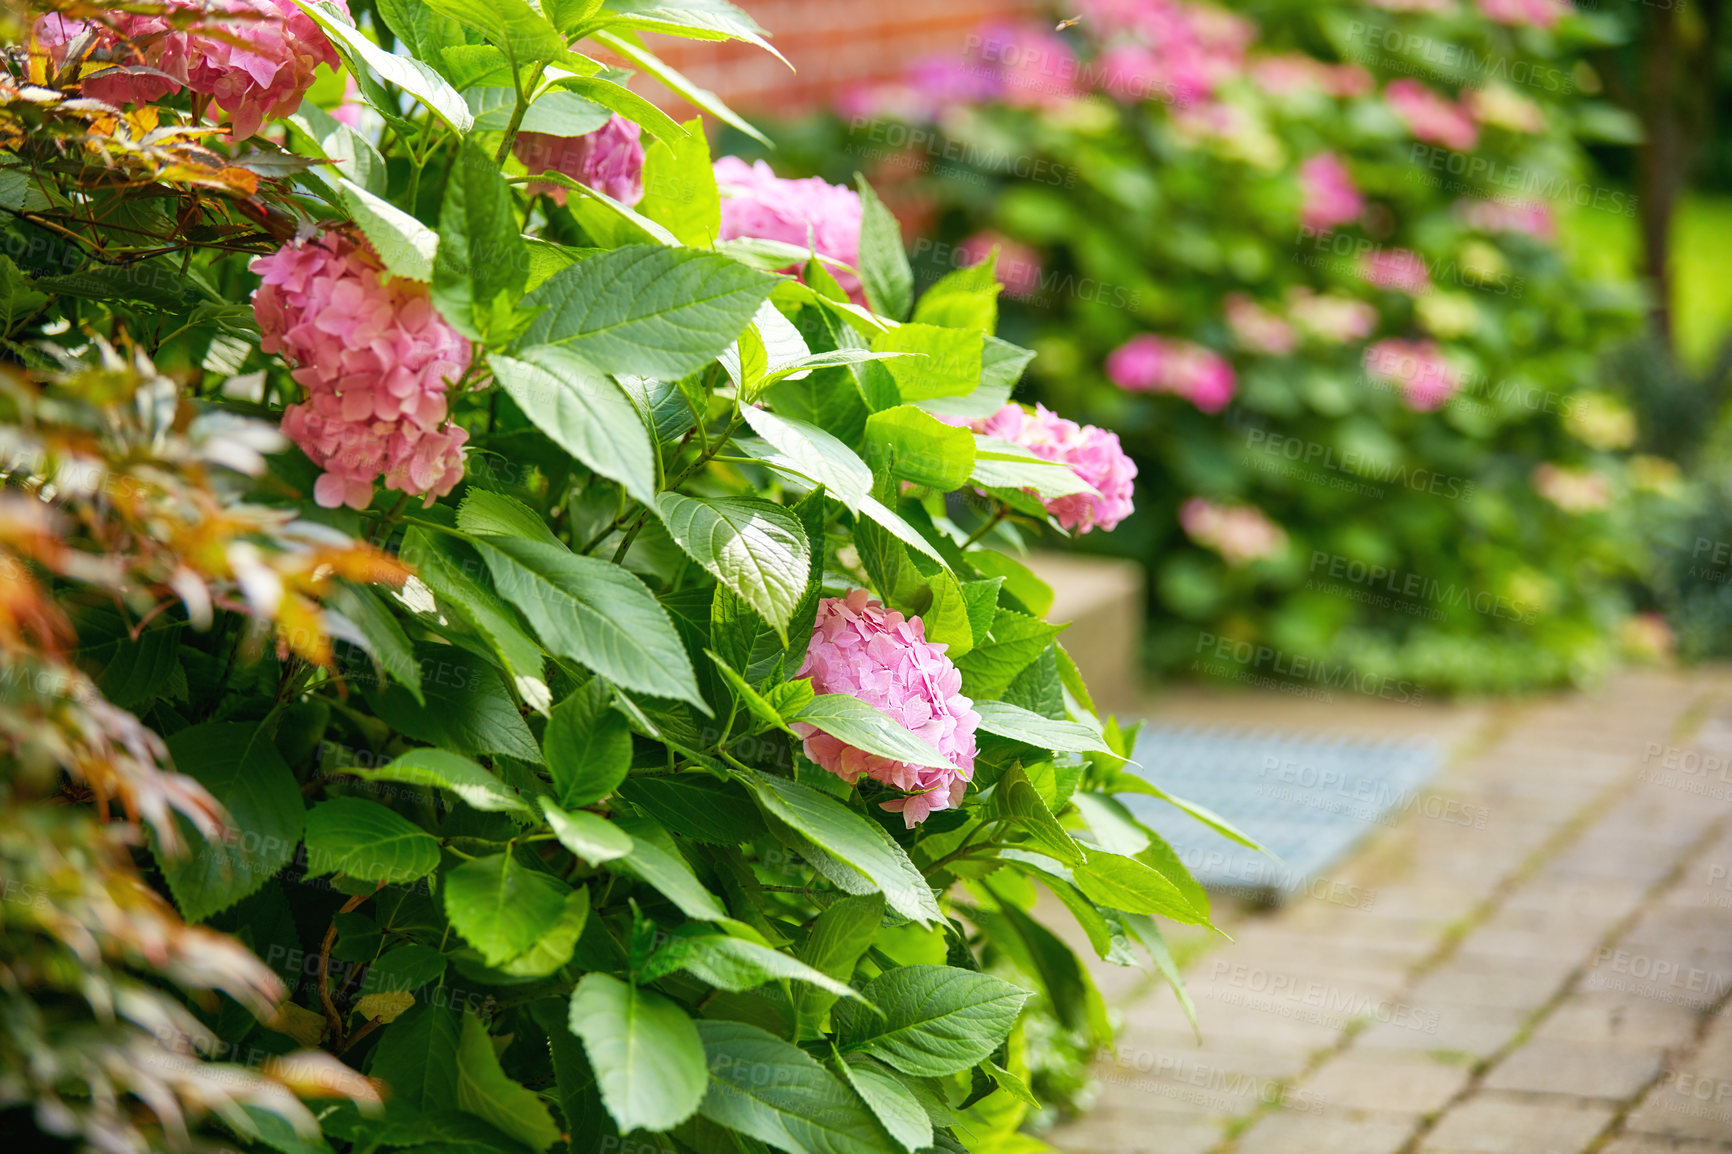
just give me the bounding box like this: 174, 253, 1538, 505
1053, 668, 1732, 1154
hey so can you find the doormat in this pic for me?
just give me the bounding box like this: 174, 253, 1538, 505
1116, 725, 1445, 906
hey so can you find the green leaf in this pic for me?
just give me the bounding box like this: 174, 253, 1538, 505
327, 581, 422, 703
1003, 856, 1113, 960
155, 723, 304, 921
1112, 774, 1268, 852
369, 642, 543, 763
795, 893, 884, 1036
455, 490, 563, 546
303, 798, 440, 885
1072, 850, 1209, 925
919, 573, 973, 657
597, 0, 783, 60
488, 349, 657, 507
973, 700, 1111, 755
345, 748, 532, 815
434, 139, 529, 341
985, 1061, 1040, 1110
338, 178, 437, 282
544, 678, 631, 808
640, 116, 721, 247
375, 0, 463, 61
970, 437, 1097, 498
455, 1012, 561, 1151
569, 973, 706, 1133
552, 75, 689, 144
366, 944, 449, 994
643, 933, 864, 1001
300, 1, 474, 130
954, 611, 1065, 699
519, 246, 778, 378
965, 552, 1052, 617
290, 103, 387, 196
960, 579, 1003, 648
743, 771, 941, 925
863, 404, 975, 491
368, 1002, 459, 1110
838, 1056, 931, 1153
706, 650, 796, 737
398, 529, 549, 714
911, 258, 999, 333
980, 877, 1100, 1039
425, 0, 566, 59
608, 820, 729, 921
469, 535, 708, 712
870, 324, 982, 404
854, 176, 912, 321
986, 764, 1083, 866
837, 966, 1027, 1077
444, 852, 573, 966
695, 1020, 888, 1154
737, 406, 945, 565
496, 886, 590, 977
0, 253, 47, 336
589, 30, 769, 146
516, 88, 613, 135
656, 494, 809, 643
542, 801, 634, 864
787, 695, 954, 770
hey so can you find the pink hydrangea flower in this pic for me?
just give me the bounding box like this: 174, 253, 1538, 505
37, 0, 345, 140
1455, 198, 1556, 240
1225, 294, 1297, 356
1477, 0, 1570, 27
251, 232, 472, 510
715, 156, 865, 303
515, 115, 645, 206
1298, 153, 1364, 233
1385, 79, 1479, 152
1285, 287, 1378, 344
1368, 0, 1454, 11
1076, 0, 1239, 106
1105, 335, 1236, 412
793, 590, 979, 827
1179, 498, 1288, 566
969, 21, 1081, 107
1360, 248, 1432, 296
1250, 55, 1372, 99
1364, 338, 1461, 410
958, 231, 1044, 299
968, 403, 1138, 533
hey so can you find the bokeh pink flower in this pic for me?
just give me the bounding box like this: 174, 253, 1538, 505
715, 157, 865, 303
1360, 248, 1433, 296
1286, 287, 1379, 344
515, 115, 645, 206
1179, 499, 1288, 566
1364, 338, 1462, 411
252, 232, 471, 511
1385, 79, 1480, 152
1298, 153, 1364, 233
1455, 198, 1556, 240
958, 232, 1044, 299
794, 590, 979, 827
969, 403, 1139, 534
1106, 335, 1236, 412
36, 0, 345, 140
1225, 294, 1297, 355
1477, 0, 1570, 28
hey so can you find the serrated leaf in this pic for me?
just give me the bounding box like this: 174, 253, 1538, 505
854, 176, 911, 321
300, 1, 474, 130
455, 1011, 561, 1150
644, 933, 865, 1001
455, 490, 563, 545
607, 820, 729, 921
1072, 850, 1208, 925
346, 748, 531, 815
497, 886, 589, 977
986, 764, 1083, 866
519, 245, 778, 378
304, 797, 440, 885
696, 1020, 887, 1154
862, 404, 975, 491
369, 643, 543, 764
155, 723, 304, 922
569, 973, 706, 1133
870, 324, 982, 403
327, 581, 422, 703
444, 852, 572, 966
425, 0, 566, 59
973, 700, 1112, 755
434, 139, 529, 341
542, 801, 634, 864
787, 695, 955, 770
338, 178, 437, 282
368, 1002, 459, 1110
836, 966, 1027, 1077
656, 494, 809, 642
489, 348, 657, 507
954, 611, 1064, 699
839, 1056, 933, 1153
795, 893, 884, 1036
544, 678, 631, 807
590, 29, 770, 145
640, 115, 720, 247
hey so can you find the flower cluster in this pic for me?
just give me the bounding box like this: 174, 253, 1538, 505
714, 157, 864, 302
1364, 339, 1462, 411
1250, 54, 1372, 99
1285, 287, 1379, 344
1179, 499, 1288, 566
1456, 198, 1556, 240
1224, 294, 1296, 355
1080, 0, 1253, 107
1385, 79, 1479, 152
36, 0, 343, 140
514, 115, 645, 206
1360, 248, 1433, 296
958, 231, 1044, 299
1105, 334, 1236, 412
1298, 153, 1364, 233
1478, 0, 1571, 28
794, 591, 978, 827
251, 233, 471, 511
969, 403, 1138, 534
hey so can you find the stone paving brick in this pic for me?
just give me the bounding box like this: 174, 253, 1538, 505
1481, 1037, 1666, 1099
1231, 1109, 1418, 1154
1407, 965, 1572, 1011
1353, 998, 1528, 1059
1416, 1094, 1617, 1153
1296, 1050, 1472, 1115
1602, 1137, 1732, 1154
1058, 1112, 1221, 1154
1530, 990, 1705, 1048
1624, 1080, 1732, 1143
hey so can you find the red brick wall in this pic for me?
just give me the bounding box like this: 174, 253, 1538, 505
634, 0, 1045, 116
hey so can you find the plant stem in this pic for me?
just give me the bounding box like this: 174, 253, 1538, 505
962, 506, 1008, 549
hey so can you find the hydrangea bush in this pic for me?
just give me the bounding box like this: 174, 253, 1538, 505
756, 0, 1683, 693
0, 2, 1236, 1151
